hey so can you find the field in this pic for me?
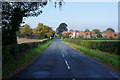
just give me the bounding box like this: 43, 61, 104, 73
17, 38, 47, 44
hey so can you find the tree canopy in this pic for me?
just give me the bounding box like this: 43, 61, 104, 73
106, 28, 115, 32
2, 2, 47, 45
92, 29, 101, 34
32, 23, 55, 39
2, 1, 64, 46
56, 23, 68, 34
20, 24, 32, 37
85, 29, 90, 32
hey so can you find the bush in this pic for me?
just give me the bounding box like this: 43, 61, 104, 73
2, 39, 49, 64
65, 39, 120, 55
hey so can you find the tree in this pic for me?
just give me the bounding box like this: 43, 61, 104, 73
16, 27, 23, 38
106, 28, 115, 32
2, 2, 47, 45
109, 36, 113, 39
56, 23, 68, 34
97, 33, 102, 38
92, 29, 101, 34
20, 24, 32, 37
2, 1, 63, 46
85, 29, 90, 32
102, 35, 108, 39
118, 36, 120, 40
33, 23, 55, 39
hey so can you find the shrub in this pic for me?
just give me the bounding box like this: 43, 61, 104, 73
2, 39, 49, 64
65, 39, 120, 55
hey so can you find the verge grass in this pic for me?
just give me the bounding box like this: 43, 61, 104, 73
3, 40, 52, 77
62, 40, 120, 67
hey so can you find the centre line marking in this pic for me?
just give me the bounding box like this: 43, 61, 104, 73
64, 59, 70, 70
61, 53, 64, 57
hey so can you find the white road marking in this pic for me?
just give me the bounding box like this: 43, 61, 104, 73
73, 78, 75, 80
61, 53, 64, 57
64, 59, 70, 70
61, 53, 70, 70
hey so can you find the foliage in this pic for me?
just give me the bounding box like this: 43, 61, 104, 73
3, 39, 52, 77
102, 35, 108, 39
109, 36, 113, 39
63, 41, 120, 67
106, 28, 115, 32
92, 29, 101, 34
20, 24, 33, 37
56, 23, 68, 34
114, 34, 117, 36
85, 29, 90, 32
2, 2, 47, 46
16, 27, 23, 38
61, 32, 71, 38
64, 38, 120, 55
32, 23, 55, 39
97, 33, 102, 38
118, 36, 120, 40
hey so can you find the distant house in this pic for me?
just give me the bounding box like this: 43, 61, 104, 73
77, 31, 84, 38
101, 30, 118, 38
69, 29, 74, 33
62, 31, 67, 35
84, 32, 91, 38
70, 30, 79, 38
92, 34, 98, 38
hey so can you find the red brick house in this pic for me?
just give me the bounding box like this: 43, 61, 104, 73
84, 32, 91, 38
102, 30, 118, 38
62, 31, 67, 35
92, 34, 98, 38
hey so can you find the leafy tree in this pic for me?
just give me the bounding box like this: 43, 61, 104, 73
114, 34, 117, 36
2, 2, 47, 45
106, 28, 115, 32
85, 29, 90, 32
92, 29, 101, 34
56, 23, 68, 34
33, 23, 55, 39
97, 33, 102, 38
2, 1, 63, 46
118, 36, 120, 40
16, 27, 23, 38
102, 35, 108, 39
20, 24, 32, 37
109, 36, 113, 39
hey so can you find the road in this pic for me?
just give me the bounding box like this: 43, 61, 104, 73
12, 38, 119, 80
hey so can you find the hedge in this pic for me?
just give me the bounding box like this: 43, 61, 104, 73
65, 39, 120, 55
2, 39, 49, 64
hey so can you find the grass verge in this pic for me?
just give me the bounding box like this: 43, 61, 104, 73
3, 40, 52, 78
62, 40, 120, 67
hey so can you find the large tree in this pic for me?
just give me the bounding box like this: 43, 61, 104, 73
92, 29, 101, 34
2, 1, 63, 46
2, 2, 47, 45
56, 23, 68, 34
33, 23, 55, 39
20, 24, 32, 37
85, 29, 90, 32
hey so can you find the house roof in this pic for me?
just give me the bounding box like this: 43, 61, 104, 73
62, 31, 67, 34
84, 32, 90, 35
92, 34, 98, 37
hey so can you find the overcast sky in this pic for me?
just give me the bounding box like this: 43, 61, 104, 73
21, 2, 118, 32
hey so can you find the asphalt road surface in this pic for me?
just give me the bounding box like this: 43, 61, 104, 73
12, 38, 120, 80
